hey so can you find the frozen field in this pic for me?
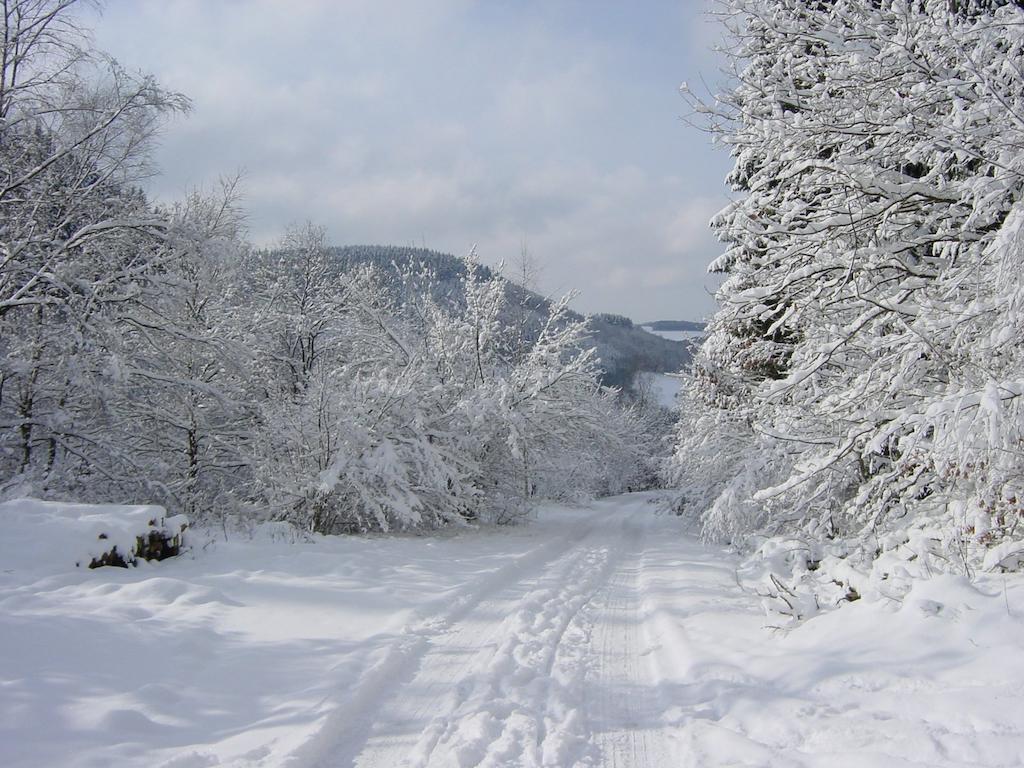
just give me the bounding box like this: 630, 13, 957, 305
2, 494, 1023, 767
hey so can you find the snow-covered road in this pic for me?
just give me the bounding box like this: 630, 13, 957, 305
341, 496, 749, 768
301, 496, 1024, 768
2, 494, 1023, 767
349, 499, 644, 768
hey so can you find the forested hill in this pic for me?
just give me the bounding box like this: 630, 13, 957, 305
642, 320, 706, 333
316, 245, 693, 388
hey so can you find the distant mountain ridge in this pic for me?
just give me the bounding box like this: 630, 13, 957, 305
317, 245, 693, 389
642, 320, 707, 332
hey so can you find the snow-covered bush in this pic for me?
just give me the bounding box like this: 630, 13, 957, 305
247, 252, 651, 533
0, 499, 187, 571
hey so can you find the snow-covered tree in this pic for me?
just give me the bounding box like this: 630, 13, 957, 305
246, 246, 651, 533
244, 222, 347, 398
114, 180, 253, 519
672, 0, 1024, 572
0, 0, 187, 497
245, 259, 477, 533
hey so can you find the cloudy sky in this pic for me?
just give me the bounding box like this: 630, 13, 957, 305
91, 0, 733, 322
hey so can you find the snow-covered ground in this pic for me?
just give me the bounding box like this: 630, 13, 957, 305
2, 495, 1023, 768
632, 325, 696, 407
634, 371, 683, 408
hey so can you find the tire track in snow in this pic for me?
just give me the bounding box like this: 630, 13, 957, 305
349, 509, 630, 768
584, 516, 678, 768
285, 514, 599, 768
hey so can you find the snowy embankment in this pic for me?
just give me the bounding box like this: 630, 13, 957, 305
2, 496, 1024, 767
1, 499, 188, 570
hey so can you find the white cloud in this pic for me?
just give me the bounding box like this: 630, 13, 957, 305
93, 0, 732, 321
665, 197, 723, 256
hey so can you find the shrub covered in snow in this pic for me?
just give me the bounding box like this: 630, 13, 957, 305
245, 246, 655, 533
0, 499, 187, 572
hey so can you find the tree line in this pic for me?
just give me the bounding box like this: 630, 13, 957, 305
0, 0, 657, 532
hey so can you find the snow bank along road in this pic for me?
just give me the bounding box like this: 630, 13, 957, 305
2, 494, 1023, 767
